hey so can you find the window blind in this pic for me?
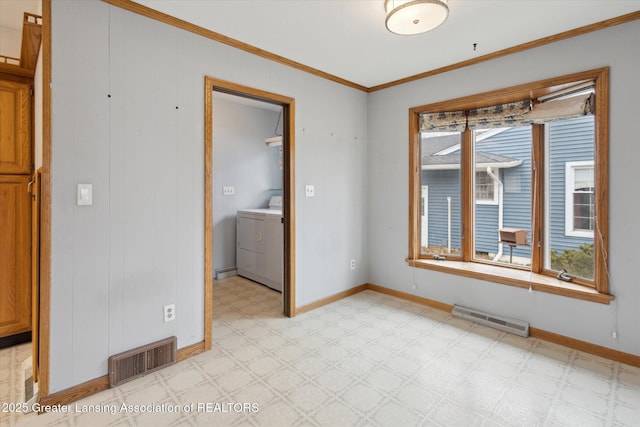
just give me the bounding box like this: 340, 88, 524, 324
528, 92, 594, 124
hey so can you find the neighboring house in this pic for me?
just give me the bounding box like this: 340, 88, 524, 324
421, 116, 595, 263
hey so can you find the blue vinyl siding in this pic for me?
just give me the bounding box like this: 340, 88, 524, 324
548, 116, 595, 252
475, 204, 499, 254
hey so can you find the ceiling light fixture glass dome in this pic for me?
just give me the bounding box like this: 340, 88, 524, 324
385, 0, 449, 35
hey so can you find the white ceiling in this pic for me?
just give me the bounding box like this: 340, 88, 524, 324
132, 0, 640, 88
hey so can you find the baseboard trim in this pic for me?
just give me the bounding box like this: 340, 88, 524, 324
38, 340, 206, 409
366, 283, 454, 313
177, 340, 206, 362
294, 283, 453, 315
38, 376, 109, 411
295, 284, 369, 314
529, 328, 640, 368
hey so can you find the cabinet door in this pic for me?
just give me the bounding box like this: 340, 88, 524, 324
0, 80, 31, 174
0, 175, 32, 337
263, 219, 283, 289
237, 216, 265, 254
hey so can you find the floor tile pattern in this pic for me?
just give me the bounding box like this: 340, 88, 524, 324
0, 341, 31, 422
2, 276, 639, 426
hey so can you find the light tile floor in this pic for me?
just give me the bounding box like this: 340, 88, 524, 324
2, 276, 640, 426
0, 340, 31, 424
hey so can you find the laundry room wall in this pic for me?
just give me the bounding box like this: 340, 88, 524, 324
213, 96, 282, 275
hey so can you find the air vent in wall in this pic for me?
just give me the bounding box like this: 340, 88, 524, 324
451, 305, 529, 337
108, 336, 177, 388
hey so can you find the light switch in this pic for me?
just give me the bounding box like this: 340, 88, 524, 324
305, 185, 315, 197
77, 184, 92, 206
223, 186, 235, 196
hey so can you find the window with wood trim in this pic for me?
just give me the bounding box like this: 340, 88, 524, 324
408, 68, 610, 300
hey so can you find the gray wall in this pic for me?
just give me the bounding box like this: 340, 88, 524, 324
213, 97, 282, 273
50, 0, 368, 392
367, 20, 640, 356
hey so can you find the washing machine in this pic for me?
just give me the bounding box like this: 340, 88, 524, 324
236, 196, 283, 291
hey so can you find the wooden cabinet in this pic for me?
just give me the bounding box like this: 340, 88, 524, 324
0, 175, 32, 337
0, 78, 33, 341
0, 80, 32, 174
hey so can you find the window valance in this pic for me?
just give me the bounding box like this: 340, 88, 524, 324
420, 100, 533, 132
419, 110, 467, 133
467, 100, 532, 130
420, 93, 593, 132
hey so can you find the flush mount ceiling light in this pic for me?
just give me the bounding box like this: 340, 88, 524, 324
385, 0, 449, 35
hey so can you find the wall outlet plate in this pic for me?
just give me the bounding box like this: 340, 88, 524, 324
164, 304, 175, 322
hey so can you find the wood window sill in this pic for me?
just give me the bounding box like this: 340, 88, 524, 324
406, 258, 614, 305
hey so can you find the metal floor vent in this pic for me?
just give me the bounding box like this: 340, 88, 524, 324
108, 336, 177, 388
451, 305, 529, 337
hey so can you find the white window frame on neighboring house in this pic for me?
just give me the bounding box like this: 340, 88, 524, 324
475, 169, 499, 205
565, 161, 595, 238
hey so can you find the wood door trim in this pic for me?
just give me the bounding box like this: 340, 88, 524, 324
38, 0, 52, 399
205, 76, 296, 318
31, 169, 42, 382
204, 81, 213, 350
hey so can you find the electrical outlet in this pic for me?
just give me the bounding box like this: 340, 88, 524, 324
164, 304, 176, 322
223, 186, 235, 196
350, 259, 356, 270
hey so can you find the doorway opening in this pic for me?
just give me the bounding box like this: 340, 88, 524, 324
205, 77, 296, 321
